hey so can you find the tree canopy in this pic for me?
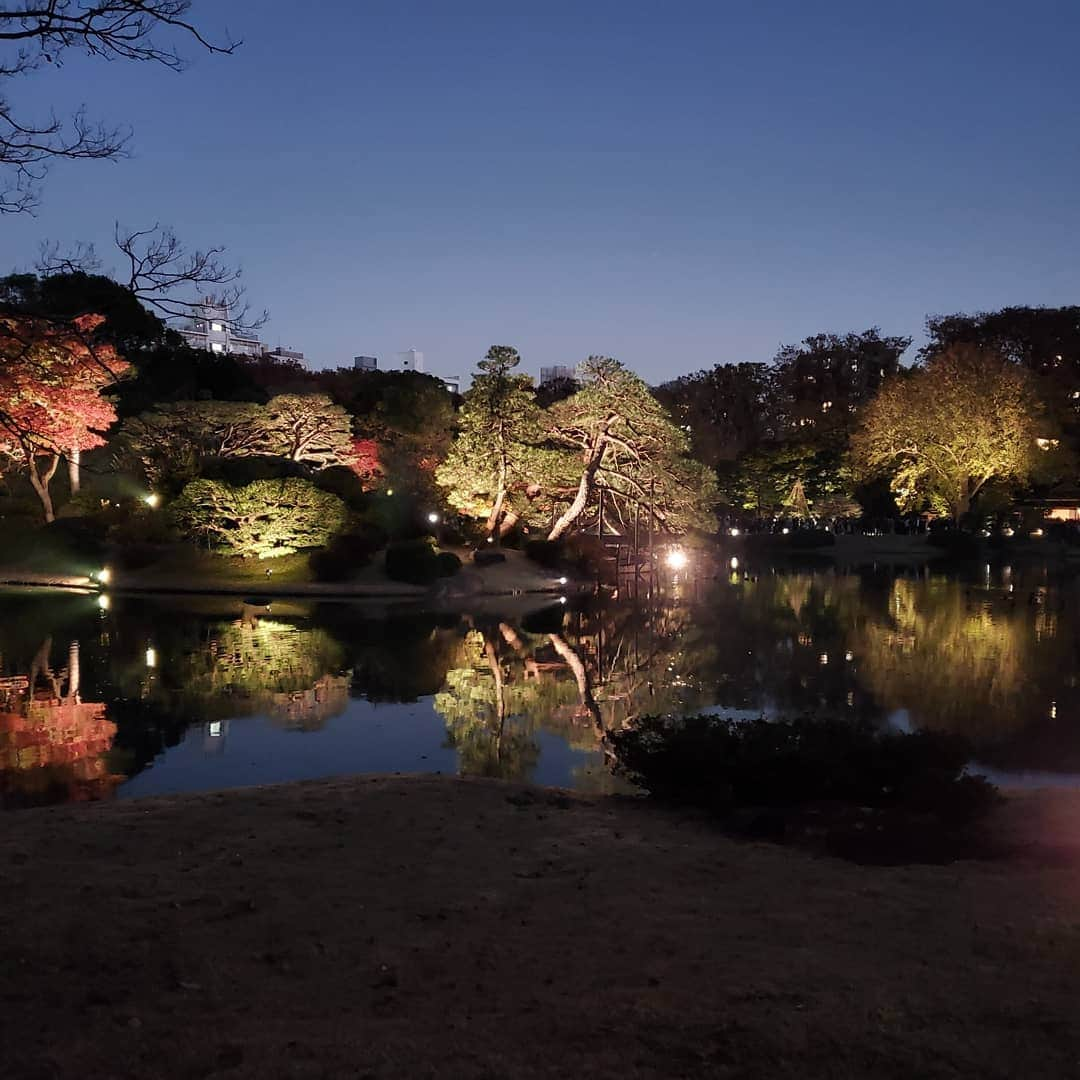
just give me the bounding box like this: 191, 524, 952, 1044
436, 346, 543, 538
851, 345, 1043, 519
0, 312, 128, 520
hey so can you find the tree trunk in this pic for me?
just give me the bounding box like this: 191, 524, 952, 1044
27, 452, 60, 523
548, 438, 606, 541
68, 447, 81, 495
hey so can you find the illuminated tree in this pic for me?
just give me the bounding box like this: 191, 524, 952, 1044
114, 400, 265, 489
169, 477, 348, 558
0, 312, 128, 520
545, 357, 718, 539
436, 346, 544, 538
851, 345, 1043, 519
260, 394, 356, 469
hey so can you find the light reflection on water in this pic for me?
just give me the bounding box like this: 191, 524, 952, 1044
2, 559, 1079, 808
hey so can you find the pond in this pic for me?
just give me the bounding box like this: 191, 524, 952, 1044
2, 559, 1079, 809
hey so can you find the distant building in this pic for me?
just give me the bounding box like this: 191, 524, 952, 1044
177, 300, 264, 357
354, 355, 378, 371
397, 348, 425, 373
441, 375, 462, 394
540, 364, 579, 385
264, 346, 305, 365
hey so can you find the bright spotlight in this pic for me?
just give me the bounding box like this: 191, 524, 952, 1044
97, 594, 110, 611
96, 567, 111, 585
427, 512, 440, 524
145, 647, 157, 668
143, 493, 161, 508
558, 576, 568, 585
728, 527, 740, 537
665, 548, 688, 571
559, 596, 567, 605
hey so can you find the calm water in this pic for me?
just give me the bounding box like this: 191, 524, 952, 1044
3, 560, 1079, 809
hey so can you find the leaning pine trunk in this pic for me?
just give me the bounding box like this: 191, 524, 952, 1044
68, 447, 81, 495
548, 439, 606, 541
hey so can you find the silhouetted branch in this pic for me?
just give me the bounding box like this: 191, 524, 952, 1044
0, 2, 239, 212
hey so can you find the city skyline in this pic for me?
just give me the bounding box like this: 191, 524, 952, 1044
3, 0, 1079, 383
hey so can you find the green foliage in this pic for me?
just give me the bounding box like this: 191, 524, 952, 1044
260, 394, 356, 467
169, 478, 348, 558
609, 714, 999, 822
546, 356, 720, 538
436, 345, 545, 535
851, 345, 1043, 519
654, 362, 772, 466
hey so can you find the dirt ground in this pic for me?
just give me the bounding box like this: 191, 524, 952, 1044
2, 776, 1080, 1080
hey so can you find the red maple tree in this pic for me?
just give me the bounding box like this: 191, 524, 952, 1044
0, 314, 129, 521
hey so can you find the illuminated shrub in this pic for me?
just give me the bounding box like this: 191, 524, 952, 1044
170, 478, 347, 559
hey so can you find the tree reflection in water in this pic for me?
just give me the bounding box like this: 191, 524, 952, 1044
0, 637, 120, 808
4, 562, 1080, 809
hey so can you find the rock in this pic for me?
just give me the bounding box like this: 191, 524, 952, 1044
473, 550, 507, 566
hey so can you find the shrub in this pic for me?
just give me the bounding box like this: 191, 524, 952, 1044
783, 528, 836, 549
308, 523, 388, 582
170, 478, 348, 558
201, 455, 304, 486
525, 538, 564, 568
927, 529, 981, 560
315, 466, 368, 510
385, 537, 442, 585
609, 714, 998, 823
436, 551, 462, 577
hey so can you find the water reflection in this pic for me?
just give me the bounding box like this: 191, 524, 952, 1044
3, 562, 1080, 807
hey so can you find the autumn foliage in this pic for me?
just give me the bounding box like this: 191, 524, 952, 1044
0, 313, 129, 520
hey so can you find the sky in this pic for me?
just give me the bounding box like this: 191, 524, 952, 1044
3, 0, 1079, 385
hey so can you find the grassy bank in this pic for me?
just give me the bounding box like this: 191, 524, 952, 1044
2, 775, 1079, 1079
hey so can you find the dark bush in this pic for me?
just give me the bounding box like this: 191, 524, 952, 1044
436, 551, 462, 577
525, 538, 564, 568
201, 455, 305, 486
562, 533, 612, 579
783, 528, 836, 549
927, 530, 981, 559
314, 466, 369, 510
110, 541, 165, 571
385, 537, 442, 585
521, 603, 567, 634
609, 715, 999, 823
43, 516, 109, 561
473, 549, 507, 566
309, 523, 388, 582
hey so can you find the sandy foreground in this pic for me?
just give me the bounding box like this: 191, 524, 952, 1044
2, 777, 1080, 1080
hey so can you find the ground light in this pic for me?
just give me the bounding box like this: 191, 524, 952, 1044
143, 493, 160, 508
427, 512, 440, 524
96, 567, 111, 585
665, 548, 688, 571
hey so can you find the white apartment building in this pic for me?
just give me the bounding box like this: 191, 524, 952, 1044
177, 301, 265, 357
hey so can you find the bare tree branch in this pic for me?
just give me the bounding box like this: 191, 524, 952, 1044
37, 222, 268, 329
0, 2, 239, 212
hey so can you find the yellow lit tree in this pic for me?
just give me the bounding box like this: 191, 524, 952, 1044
850, 345, 1043, 519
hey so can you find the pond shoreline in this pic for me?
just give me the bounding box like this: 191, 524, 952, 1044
4, 774, 1080, 1078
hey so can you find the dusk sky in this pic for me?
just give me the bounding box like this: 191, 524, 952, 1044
4, 0, 1079, 384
